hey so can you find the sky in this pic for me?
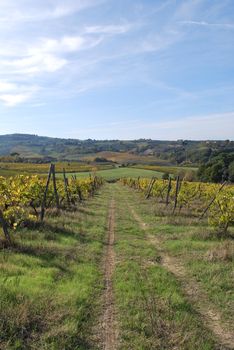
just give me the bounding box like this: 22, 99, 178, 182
0, 0, 234, 140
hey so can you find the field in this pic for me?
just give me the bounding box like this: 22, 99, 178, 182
0, 178, 233, 349
82, 151, 171, 165
0, 162, 172, 180
0, 162, 114, 177
131, 164, 198, 175
64, 167, 165, 180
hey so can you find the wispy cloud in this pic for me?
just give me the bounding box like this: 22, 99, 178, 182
137, 28, 182, 53
0, 93, 33, 107
174, 0, 203, 21
0, 32, 105, 78
0, 82, 39, 106
0, 0, 233, 141
84, 23, 132, 35
0, 0, 103, 23
179, 20, 234, 29
0, 55, 67, 77
74, 112, 234, 140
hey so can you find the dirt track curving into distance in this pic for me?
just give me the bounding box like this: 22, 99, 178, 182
101, 199, 118, 350
128, 203, 234, 350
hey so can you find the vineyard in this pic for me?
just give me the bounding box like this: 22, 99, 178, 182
0, 165, 103, 243
121, 177, 234, 236
0, 172, 233, 349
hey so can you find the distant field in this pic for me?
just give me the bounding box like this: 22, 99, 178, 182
0, 161, 196, 180
131, 164, 198, 175
83, 151, 171, 165
0, 162, 113, 177
64, 167, 165, 180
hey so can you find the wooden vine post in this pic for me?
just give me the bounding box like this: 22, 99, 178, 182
145, 177, 156, 199
40, 164, 60, 222
0, 209, 11, 244
63, 168, 71, 206
165, 177, 172, 206
52, 164, 60, 209
172, 176, 180, 214
40, 164, 53, 221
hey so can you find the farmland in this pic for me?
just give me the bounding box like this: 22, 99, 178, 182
0, 174, 233, 349
63, 167, 166, 180
0, 162, 176, 180
0, 162, 114, 177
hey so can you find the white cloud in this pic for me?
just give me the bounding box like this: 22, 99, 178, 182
0, 33, 104, 78
0, 0, 233, 120
0, 93, 32, 107
179, 20, 234, 29
0, 81, 17, 92
5, 54, 67, 75
29, 35, 102, 55
0, 0, 103, 23
0, 81, 39, 107
85, 24, 132, 35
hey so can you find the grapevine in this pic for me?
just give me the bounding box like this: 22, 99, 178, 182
0, 173, 103, 241
121, 177, 234, 234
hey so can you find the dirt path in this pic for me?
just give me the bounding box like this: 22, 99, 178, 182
101, 199, 118, 350
128, 203, 234, 350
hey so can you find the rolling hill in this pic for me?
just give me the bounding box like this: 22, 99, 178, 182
0, 134, 233, 166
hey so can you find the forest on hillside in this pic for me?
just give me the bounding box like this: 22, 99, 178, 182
0, 134, 233, 165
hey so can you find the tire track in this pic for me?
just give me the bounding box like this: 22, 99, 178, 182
127, 203, 234, 350
102, 199, 118, 350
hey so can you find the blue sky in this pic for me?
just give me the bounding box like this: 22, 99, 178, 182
0, 0, 234, 140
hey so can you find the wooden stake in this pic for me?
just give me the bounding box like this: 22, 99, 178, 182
52, 164, 60, 209
173, 176, 180, 214
145, 177, 156, 199
165, 177, 172, 206
63, 168, 71, 206
40, 164, 53, 221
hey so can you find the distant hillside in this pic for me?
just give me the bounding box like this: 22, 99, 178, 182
0, 134, 233, 165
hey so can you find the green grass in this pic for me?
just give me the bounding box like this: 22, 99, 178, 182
131, 164, 198, 175
120, 184, 234, 326
0, 160, 197, 180
0, 187, 112, 349
0, 162, 165, 180
0, 182, 233, 349
65, 167, 164, 180
110, 184, 218, 349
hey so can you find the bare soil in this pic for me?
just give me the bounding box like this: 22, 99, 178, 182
101, 199, 118, 350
